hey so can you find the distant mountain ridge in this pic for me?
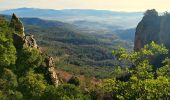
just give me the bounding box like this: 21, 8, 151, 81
1, 8, 142, 17
0, 8, 143, 29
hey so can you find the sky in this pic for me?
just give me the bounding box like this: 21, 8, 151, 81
0, 0, 170, 12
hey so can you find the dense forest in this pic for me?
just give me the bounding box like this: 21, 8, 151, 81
21, 16, 132, 78
0, 9, 170, 100
2, 13, 134, 78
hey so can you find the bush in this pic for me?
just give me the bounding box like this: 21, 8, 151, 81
68, 76, 80, 86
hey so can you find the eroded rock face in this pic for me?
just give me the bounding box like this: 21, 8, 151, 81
159, 13, 170, 49
134, 9, 170, 51
11, 14, 60, 86
45, 56, 60, 87
134, 9, 170, 66
23, 34, 38, 49
134, 9, 160, 51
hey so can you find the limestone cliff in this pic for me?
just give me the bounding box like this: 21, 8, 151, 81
134, 9, 160, 51
10, 14, 60, 86
134, 9, 170, 51
159, 13, 170, 49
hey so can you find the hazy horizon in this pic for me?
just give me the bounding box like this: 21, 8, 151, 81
0, 0, 170, 12
0, 7, 145, 13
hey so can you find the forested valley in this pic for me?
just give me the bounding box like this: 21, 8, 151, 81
0, 9, 170, 100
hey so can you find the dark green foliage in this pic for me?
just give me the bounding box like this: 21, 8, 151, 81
1, 13, 170, 100
0, 35, 16, 67
156, 58, 170, 77
0, 14, 93, 100
0, 90, 23, 100
68, 76, 80, 86
0, 15, 134, 78
0, 15, 24, 100
22, 18, 131, 78
111, 66, 130, 80
0, 68, 18, 90
18, 70, 47, 99
57, 64, 114, 78
0, 68, 23, 100
0, 15, 46, 99
99, 42, 170, 99
16, 47, 43, 75
0, 16, 16, 68
42, 84, 84, 100
9, 13, 24, 36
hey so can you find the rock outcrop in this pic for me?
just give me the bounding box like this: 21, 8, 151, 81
159, 13, 170, 49
10, 14, 60, 86
134, 9, 160, 51
45, 56, 60, 87
23, 34, 39, 49
134, 9, 170, 51
10, 14, 39, 50
10, 13, 25, 37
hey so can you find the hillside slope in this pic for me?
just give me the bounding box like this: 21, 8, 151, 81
8, 16, 131, 78
22, 18, 131, 78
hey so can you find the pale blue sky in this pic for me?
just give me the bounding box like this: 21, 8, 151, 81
0, 0, 170, 12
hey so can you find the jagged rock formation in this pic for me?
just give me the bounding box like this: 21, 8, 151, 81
10, 13, 25, 37
134, 9, 160, 51
134, 9, 170, 51
10, 14, 39, 50
45, 56, 60, 87
23, 34, 38, 49
10, 14, 60, 86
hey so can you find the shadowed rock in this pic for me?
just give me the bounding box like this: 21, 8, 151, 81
134, 9, 160, 51
10, 13, 25, 37
134, 9, 170, 66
